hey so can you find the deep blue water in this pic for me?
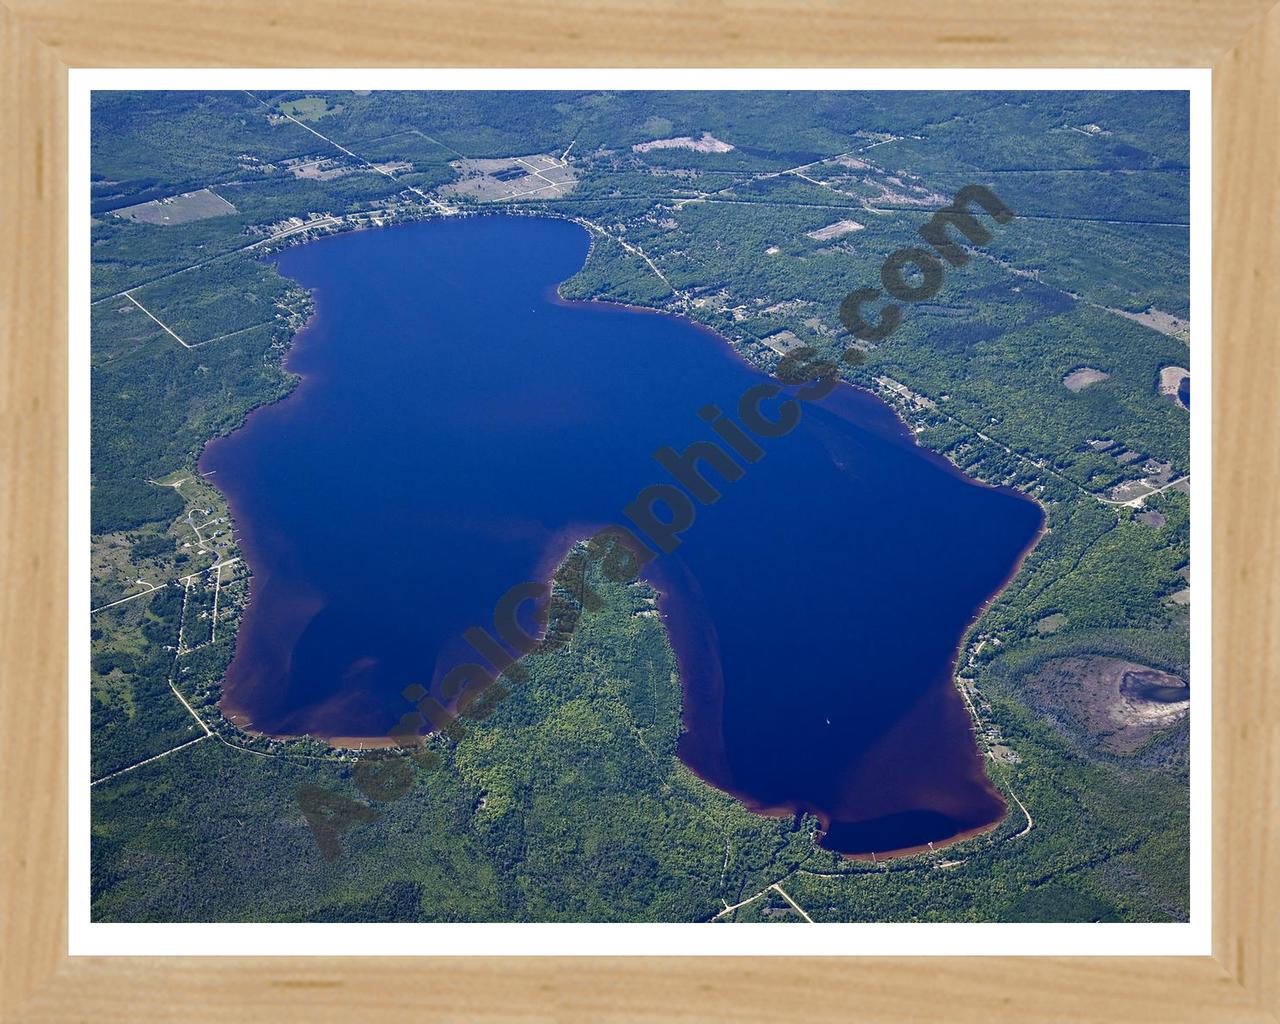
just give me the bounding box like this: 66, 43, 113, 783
202, 215, 1044, 857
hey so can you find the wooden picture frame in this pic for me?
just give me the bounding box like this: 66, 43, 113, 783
2, 2, 1276, 1019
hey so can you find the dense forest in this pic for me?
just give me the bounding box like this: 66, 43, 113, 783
90, 89, 1191, 923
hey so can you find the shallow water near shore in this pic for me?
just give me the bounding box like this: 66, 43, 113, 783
201, 214, 1044, 857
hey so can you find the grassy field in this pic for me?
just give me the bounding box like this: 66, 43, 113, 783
112, 187, 237, 225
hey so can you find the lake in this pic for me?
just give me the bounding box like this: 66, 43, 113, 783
201, 215, 1044, 857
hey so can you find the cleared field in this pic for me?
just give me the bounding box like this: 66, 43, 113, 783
1159, 365, 1190, 409
1110, 306, 1190, 339
633, 132, 734, 154
112, 188, 236, 226
806, 218, 864, 241
762, 329, 803, 355
443, 154, 576, 202
1063, 366, 1111, 392
278, 96, 344, 122
283, 155, 412, 181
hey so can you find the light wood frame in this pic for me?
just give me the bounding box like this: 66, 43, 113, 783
2, 3, 1277, 1020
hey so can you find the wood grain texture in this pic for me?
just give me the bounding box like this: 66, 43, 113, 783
0, 4, 68, 1021
0, 0, 1276, 1020
2, 0, 1277, 67
1212, 3, 1280, 1012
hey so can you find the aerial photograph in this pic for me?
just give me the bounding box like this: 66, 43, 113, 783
88, 89, 1191, 924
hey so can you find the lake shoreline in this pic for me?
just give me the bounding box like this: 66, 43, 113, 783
542, 281, 1048, 859
200, 214, 1047, 858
